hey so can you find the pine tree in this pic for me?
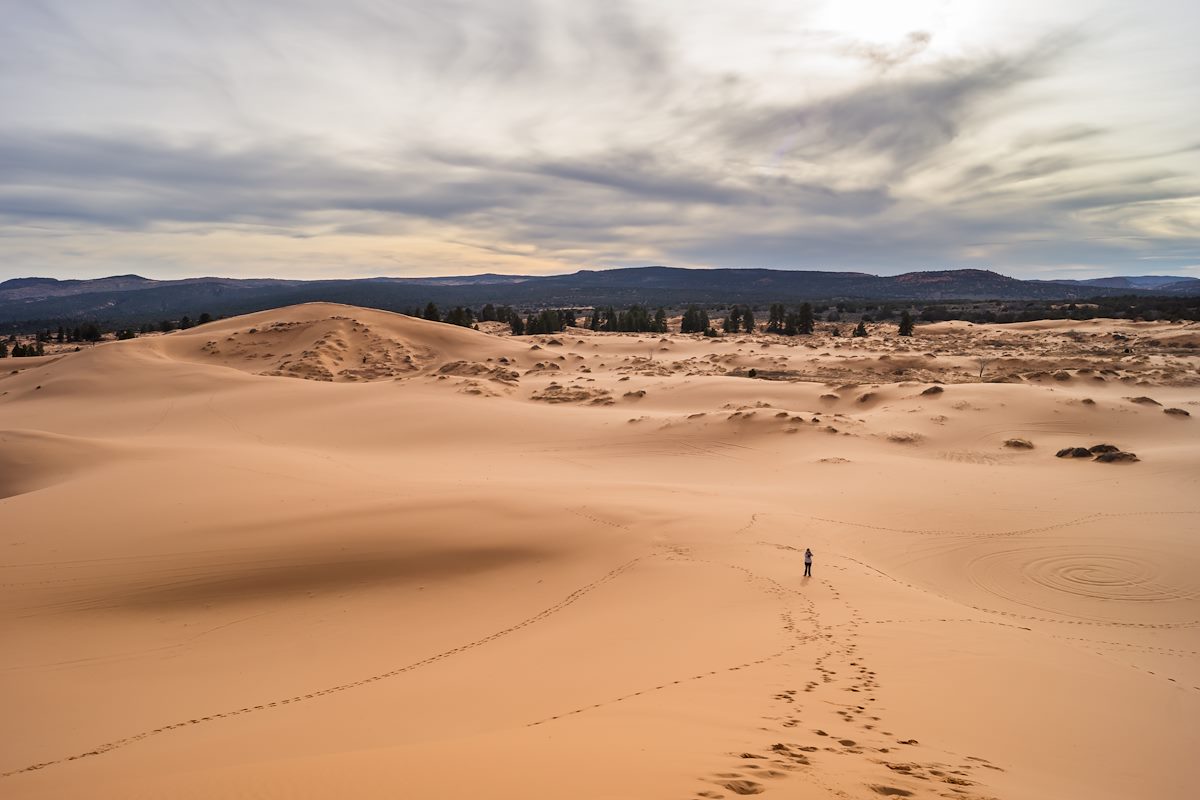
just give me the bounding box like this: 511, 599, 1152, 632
423, 302, 441, 322
444, 307, 468, 326
722, 307, 741, 334
56, 326, 65, 343
618, 305, 654, 332
783, 311, 800, 336
742, 307, 756, 333
509, 314, 525, 335
797, 303, 814, 335
179, 316, 194, 329
766, 303, 785, 333
0, 340, 6, 358
680, 306, 710, 334
853, 320, 868, 337
898, 310, 914, 336
480, 304, 497, 322
523, 309, 567, 335
653, 307, 668, 333
198, 313, 213, 325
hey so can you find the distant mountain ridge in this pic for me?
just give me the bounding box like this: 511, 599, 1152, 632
1, 267, 1197, 326
0, 274, 298, 301
1036, 275, 1200, 292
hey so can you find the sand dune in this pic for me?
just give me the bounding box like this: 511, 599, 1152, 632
149, 303, 527, 381
1, 304, 1198, 799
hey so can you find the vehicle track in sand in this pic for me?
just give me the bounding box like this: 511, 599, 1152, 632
828, 549, 1200, 630
808, 509, 1200, 540
759, 542, 1200, 698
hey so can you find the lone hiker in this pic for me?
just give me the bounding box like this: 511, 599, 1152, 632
803, 548, 813, 577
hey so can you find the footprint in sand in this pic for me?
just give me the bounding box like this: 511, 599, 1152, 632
719, 779, 765, 795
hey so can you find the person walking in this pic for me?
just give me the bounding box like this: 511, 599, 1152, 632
803, 548, 813, 577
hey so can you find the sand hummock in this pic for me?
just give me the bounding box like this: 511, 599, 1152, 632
1, 304, 1198, 799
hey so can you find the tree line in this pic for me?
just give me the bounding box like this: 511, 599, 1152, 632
0, 314, 223, 357
413, 302, 572, 334
5, 291, 1197, 344
720, 303, 912, 337
0, 301, 923, 356
1, 335, 43, 357
416, 302, 672, 335
589, 305, 669, 333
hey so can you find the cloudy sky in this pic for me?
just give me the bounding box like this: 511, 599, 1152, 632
2, 0, 1198, 280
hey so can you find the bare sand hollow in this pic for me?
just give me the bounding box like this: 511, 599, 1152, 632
1, 303, 1198, 799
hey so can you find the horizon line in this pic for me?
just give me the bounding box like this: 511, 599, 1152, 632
5, 265, 1198, 285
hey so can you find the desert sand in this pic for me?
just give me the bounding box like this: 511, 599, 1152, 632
1, 303, 1198, 799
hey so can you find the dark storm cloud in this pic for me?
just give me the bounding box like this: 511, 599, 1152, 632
717, 35, 1074, 176
0, 126, 898, 233
0, 131, 542, 227
425, 148, 895, 215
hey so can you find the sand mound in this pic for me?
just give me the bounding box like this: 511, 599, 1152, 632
150, 303, 523, 382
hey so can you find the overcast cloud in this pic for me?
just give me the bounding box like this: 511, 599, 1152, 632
1, 0, 1198, 279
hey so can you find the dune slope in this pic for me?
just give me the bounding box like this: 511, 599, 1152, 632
1, 304, 1197, 799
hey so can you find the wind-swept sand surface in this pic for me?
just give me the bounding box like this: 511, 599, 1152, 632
2, 303, 1198, 799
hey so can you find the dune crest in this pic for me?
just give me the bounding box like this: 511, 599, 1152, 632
148, 303, 525, 382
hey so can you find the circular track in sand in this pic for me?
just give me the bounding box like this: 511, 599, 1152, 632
966, 542, 1200, 623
